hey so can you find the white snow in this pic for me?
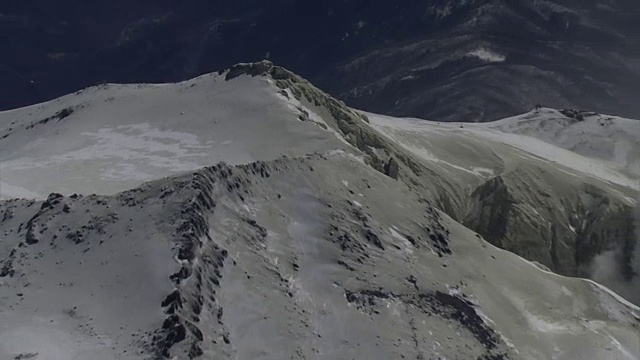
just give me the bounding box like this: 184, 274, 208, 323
41, 123, 212, 177
367, 111, 639, 191
401, 143, 491, 177
470, 167, 495, 177
469, 128, 638, 190
487, 108, 640, 177
389, 227, 414, 254
0, 74, 349, 197
467, 48, 506, 63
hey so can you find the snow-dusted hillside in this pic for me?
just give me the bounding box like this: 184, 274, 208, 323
368, 110, 639, 191
1, 62, 638, 359
0, 71, 348, 199
488, 107, 640, 178
368, 109, 639, 302
2, 154, 639, 360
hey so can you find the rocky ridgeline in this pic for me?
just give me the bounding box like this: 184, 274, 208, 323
144, 154, 496, 359
223, 61, 638, 284
148, 159, 294, 358
223, 61, 423, 184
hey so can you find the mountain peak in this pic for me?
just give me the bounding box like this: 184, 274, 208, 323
0, 60, 638, 359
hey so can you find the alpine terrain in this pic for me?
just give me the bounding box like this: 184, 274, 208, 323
0, 61, 638, 359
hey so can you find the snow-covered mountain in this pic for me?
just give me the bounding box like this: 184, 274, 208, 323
487, 108, 640, 177
368, 108, 639, 304
1, 61, 638, 359
0, 70, 350, 199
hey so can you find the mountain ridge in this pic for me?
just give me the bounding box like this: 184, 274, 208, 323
2, 152, 638, 359
0, 61, 638, 359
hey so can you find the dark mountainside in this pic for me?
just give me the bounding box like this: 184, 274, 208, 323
2, 0, 640, 121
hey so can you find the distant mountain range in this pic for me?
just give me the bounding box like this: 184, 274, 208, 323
2, 0, 640, 121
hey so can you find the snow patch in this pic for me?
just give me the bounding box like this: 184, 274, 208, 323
467, 48, 506, 63
400, 143, 489, 177
389, 227, 414, 255
326, 149, 367, 165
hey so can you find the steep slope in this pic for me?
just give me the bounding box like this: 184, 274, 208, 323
369, 110, 639, 302
1, 154, 639, 359
2, 0, 640, 122
1, 62, 639, 359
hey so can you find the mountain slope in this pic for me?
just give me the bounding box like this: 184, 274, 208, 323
0, 69, 351, 198
1, 62, 639, 359
1, 60, 638, 295
487, 107, 640, 177
2, 0, 640, 121
368, 109, 639, 301
2, 154, 639, 359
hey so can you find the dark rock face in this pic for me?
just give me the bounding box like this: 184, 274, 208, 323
463, 175, 637, 281
384, 158, 399, 180
2, 1, 640, 121
464, 176, 514, 249
343, 288, 509, 359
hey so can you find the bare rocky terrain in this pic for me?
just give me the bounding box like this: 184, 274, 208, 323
0, 62, 638, 359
